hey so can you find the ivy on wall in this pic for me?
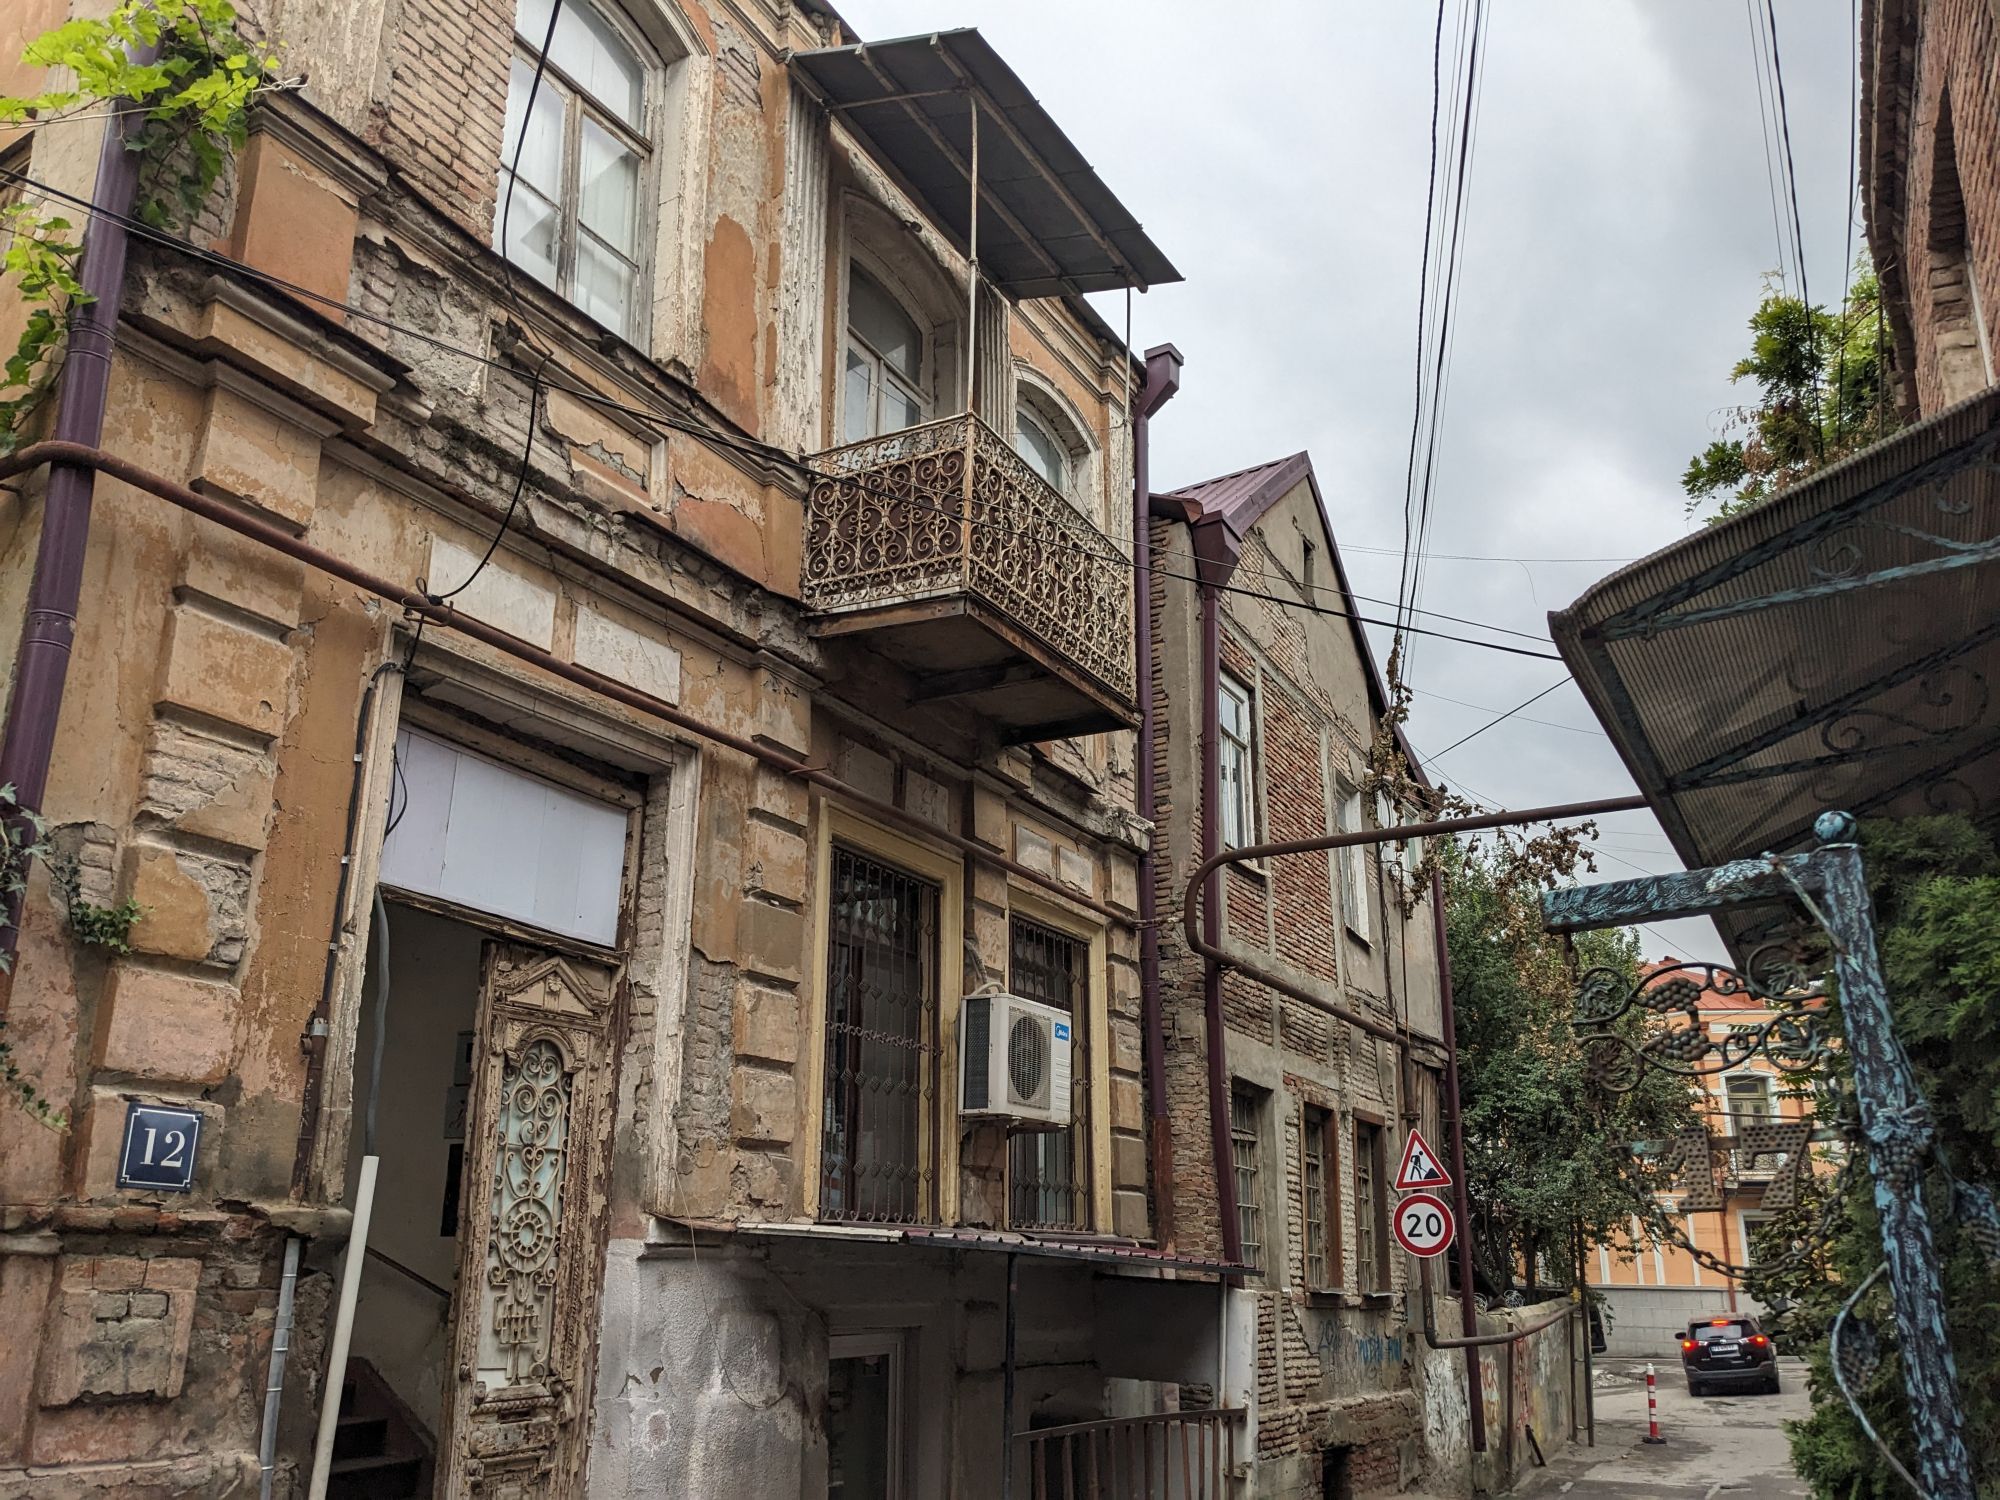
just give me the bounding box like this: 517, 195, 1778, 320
0, 1, 286, 1123
0, 0, 285, 450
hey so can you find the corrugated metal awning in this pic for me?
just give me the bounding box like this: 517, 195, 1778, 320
732, 1220, 1255, 1277
1552, 388, 2000, 931
789, 29, 1181, 297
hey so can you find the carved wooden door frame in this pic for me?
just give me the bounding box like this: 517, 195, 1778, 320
439, 945, 619, 1499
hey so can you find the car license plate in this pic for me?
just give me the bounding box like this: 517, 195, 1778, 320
1710, 1340, 1739, 1357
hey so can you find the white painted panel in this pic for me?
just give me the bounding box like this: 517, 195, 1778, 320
573, 603, 681, 704
379, 729, 456, 895
426, 536, 558, 649
378, 727, 626, 945
441, 750, 548, 928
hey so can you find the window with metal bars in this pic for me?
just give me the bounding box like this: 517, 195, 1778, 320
1231, 1087, 1264, 1268
1007, 918, 1091, 1230
819, 846, 941, 1224
1354, 1120, 1387, 1291
1303, 1107, 1335, 1290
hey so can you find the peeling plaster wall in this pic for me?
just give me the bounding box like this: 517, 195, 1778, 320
0, 0, 1156, 1488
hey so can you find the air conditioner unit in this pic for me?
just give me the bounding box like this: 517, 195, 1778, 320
960, 992, 1073, 1130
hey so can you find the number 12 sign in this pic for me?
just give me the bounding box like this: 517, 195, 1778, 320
118, 1103, 202, 1193
1393, 1191, 1455, 1258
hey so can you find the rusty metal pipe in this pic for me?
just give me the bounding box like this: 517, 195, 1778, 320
1180, 796, 1647, 1044
0, 439, 1139, 937
1418, 1257, 1574, 1349
1132, 344, 1180, 1244
1430, 864, 1487, 1453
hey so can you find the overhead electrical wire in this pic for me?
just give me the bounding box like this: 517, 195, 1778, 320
0, 161, 1570, 663
1393, 0, 1489, 691
1425, 676, 1571, 759
1743, 0, 1795, 293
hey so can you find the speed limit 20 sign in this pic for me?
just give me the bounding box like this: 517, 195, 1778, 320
1393, 1191, 1455, 1258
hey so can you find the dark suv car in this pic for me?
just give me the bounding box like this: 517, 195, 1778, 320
1680, 1315, 1780, 1395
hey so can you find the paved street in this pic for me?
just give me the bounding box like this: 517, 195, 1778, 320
1523, 1358, 1811, 1499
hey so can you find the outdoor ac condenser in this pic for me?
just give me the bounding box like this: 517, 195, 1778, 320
959, 992, 1073, 1129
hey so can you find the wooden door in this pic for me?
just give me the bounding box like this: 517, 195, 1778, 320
440, 945, 618, 1498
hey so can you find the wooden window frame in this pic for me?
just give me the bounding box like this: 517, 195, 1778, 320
804, 807, 965, 1224
1230, 1084, 1266, 1270
1301, 1104, 1341, 1294
1352, 1113, 1390, 1296
498, 0, 660, 343
1218, 670, 1258, 852
1001, 884, 1112, 1233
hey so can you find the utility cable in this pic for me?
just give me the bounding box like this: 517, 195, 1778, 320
0, 162, 1568, 661
1425, 676, 1571, 759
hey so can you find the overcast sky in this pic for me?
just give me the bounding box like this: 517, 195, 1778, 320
837, 0, 1860, 961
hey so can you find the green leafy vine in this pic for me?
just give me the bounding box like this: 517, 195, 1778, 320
0, 784, 64, 1128
0, 0, 286, 452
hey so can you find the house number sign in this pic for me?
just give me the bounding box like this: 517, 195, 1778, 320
117, 1102, 202, 1192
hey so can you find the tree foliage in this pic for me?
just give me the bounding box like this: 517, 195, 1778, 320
0, 0, 285, 450
1444, 835, 1702, 1297
1682, 265, 1899, 522
1777, 816, 2000, 1498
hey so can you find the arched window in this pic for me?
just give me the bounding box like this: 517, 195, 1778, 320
497, 0, 652, 339
1012, 374, 1097, 516
843, 265, 928, 442
1013, 404, 1067, 492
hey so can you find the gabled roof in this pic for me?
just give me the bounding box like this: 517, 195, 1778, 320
1155, 451, 1431, 789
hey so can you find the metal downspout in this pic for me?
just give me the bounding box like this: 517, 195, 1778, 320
1132, 343, 1181, 1244
0, 46, 158, 981
1430, 865, 1487, 1453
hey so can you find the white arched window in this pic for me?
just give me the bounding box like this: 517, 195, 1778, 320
1012, 376, 1097, 517
843, 265, 928, 442
497, 0, 652, 339
1013, 403, 1068, 492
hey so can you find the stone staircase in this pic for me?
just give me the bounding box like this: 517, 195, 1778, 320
327, 1361, 431, 1500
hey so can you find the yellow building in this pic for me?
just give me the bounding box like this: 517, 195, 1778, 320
1591, 966, 1821, 1357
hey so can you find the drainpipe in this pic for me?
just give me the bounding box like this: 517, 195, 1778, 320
1131, 342, 1181, 1244
0, 45, 158, 982
1190, 512, 1244, 1270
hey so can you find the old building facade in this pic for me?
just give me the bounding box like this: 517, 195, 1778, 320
1147, 455, 1459, 1498
0, 0, 1267, 1494
1864, 0, 2000, 417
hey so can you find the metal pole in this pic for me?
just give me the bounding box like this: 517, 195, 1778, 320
1429, 866, 1487, 1453
309, 1155, 378, 1499
1001, 1251, 1017, 1500
1577, 1226, 1595, 1448
1815, 830, 1973, 1499
964, 94, 978, 415
257, 1236, 302, 1500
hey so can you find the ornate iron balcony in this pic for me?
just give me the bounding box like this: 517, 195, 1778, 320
804, 413, 1137, 741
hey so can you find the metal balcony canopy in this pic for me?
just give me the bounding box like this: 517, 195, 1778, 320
789, 29, 1182, 297
1552, 386, 2000, 894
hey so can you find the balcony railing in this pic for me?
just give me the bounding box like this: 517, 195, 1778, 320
804, 413, 1137, 740
1018, 1409, 1244, 1499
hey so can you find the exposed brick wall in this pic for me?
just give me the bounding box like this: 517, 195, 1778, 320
1153, 506, 1434, 1489
374, 0, 513, 244
1864, 0, 2000, 415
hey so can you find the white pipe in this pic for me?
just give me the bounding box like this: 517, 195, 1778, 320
258, 1236, 302, 1500
308, 1155, 378, 1499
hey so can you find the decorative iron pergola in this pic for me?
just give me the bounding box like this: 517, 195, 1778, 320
1545, 389, 2000, 1498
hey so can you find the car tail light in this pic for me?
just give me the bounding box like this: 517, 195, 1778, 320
1749, 1335, 1769, 1347
1680, 1339, 1697, 1351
